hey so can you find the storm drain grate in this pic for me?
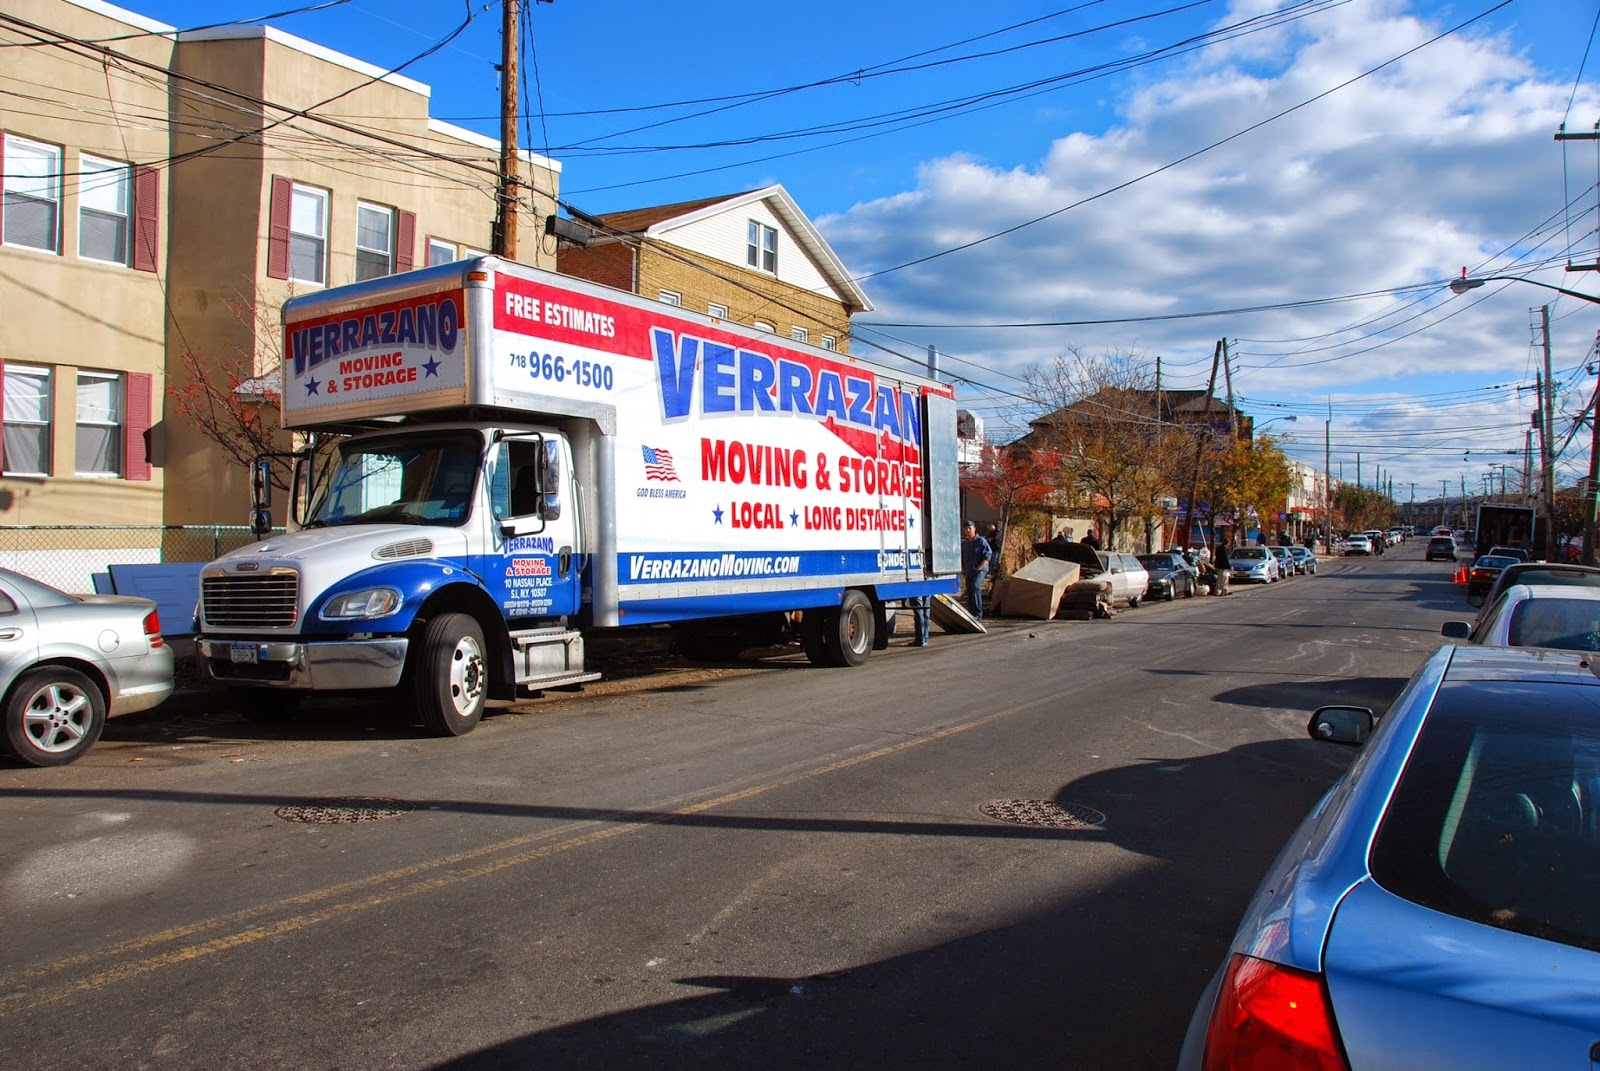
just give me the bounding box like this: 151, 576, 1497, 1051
274, 797, 414, 824
979, 799, 1105, 829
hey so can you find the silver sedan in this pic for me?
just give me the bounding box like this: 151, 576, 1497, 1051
0, 568, 175, 767
1441, 584, 1600, 651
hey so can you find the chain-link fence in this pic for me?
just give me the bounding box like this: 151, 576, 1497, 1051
0, 525, 283, 592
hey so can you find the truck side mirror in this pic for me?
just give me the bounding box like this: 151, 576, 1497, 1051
251, 458, 271, 511
251, 459, 272, 536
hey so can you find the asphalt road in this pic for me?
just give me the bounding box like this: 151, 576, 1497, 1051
0, 543, 1467, 1070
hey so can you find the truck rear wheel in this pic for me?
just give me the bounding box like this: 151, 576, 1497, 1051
412, 612, 487, 736
824, 590, 875, 667
800, 608, 832, 666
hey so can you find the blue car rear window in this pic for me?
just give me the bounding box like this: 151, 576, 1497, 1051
1371, 680, 1600, 952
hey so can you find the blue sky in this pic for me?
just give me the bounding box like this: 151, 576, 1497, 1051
127, 0, 1600, 501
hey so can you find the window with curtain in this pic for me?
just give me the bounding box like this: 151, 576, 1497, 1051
3, 366, 52, 475
289, 184, 327, 284
75, 371, 122, 476
356, 202, 395, 281
3, 135, 61, 253
79, 155, 130, 264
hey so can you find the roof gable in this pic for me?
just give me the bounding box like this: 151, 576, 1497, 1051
590, 185, 873, 313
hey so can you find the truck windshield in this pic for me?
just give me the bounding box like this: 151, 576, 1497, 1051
306, 431, 483, 528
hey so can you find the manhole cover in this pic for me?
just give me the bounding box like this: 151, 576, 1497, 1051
979, 799, 1105, 829
274, 797, 414, 824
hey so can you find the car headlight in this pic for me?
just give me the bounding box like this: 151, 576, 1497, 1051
320, 587, 402, 620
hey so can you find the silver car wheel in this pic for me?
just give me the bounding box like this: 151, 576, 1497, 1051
23, 681, 93, 753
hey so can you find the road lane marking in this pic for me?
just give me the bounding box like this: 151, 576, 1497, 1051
0, 697, 1035, 1015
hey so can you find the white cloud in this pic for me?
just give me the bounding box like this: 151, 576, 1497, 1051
819, 0, 1600, 494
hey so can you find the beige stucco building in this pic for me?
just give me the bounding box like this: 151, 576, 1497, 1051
1, 0, 558, 565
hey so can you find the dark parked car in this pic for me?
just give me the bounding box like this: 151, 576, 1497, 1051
1474, 561, 1600, 612
1464, 553, 1519, 602
1179, 643, 1600, 1069
1425, 536, 1457, 561
1136, 552, 1198, 600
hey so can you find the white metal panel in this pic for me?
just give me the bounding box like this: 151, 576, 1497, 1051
666, 203, 834, 298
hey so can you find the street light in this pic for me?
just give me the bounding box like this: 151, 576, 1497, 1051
1254, 414, 1298, 434
1451, 270, 1600, 564
1448, 272, 1600, 305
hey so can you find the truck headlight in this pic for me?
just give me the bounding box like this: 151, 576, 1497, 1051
320, 588, 402, 620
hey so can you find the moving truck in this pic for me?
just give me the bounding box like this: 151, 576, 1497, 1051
195, 258, 961, 735
1473, 502, 1539, 561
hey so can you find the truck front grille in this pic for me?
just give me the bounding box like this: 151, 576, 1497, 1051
202, 572, 299, 629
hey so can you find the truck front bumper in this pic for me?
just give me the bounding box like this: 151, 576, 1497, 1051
197, 637, 409, 690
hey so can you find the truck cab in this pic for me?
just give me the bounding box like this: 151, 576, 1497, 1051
197, 420, 594, 736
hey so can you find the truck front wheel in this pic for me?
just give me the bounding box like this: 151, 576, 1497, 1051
412, 613, 487, 736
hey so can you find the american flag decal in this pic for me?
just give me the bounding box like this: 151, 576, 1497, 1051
642, 445, 680, 482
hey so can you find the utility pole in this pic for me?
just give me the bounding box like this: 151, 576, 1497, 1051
1356, 452, 1362, 488
1323, 405, 1332, 550
1222, 339, 1236, 438
1182, 341, 1224, 547
1541, 305, 1556, 560
494, 0, 521, 259
1441, 479, 1449, 527
1586, 367, 1600, 564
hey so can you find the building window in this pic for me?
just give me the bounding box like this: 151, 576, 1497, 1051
791, 326, 809, 344
3, 365, 52, 475
356, 202, 395, 281
747, 220, 776, 273
708, 302, 729, 319
78, 155, 131, 264
821, 336, 837, 351
75, 371, 122, 477
463, 247, 488, 259
659, 289, 681, 306
427, 238, 457, 266
3, 135, 61, 253
289, 184, 327, 284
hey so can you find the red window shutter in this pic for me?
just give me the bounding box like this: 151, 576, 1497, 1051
266, 175, 292, 280
125, 372, 152, 481
132, 165, 160, 272
396, 210, 416, 272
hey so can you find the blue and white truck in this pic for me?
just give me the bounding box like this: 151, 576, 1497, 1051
196, 257, 961, 735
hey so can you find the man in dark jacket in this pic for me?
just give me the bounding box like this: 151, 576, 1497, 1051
962, 520, 993, 617
1213, 541, 1231, 596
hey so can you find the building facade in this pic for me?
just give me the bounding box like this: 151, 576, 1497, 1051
1, 0, 558, 569
556, 187, 872, 351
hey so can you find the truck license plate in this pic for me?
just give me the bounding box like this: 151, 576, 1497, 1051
229, 644, 259, 664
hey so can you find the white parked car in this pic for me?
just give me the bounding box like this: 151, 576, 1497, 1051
1229, 545, 1279, 583
1342, 535, 1373, 555
1441, 584, 1600, 650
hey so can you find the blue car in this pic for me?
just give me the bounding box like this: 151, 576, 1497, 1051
1178, 643, 1600, 1069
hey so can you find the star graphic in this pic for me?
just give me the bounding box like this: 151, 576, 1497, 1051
908, 511, 916, 528
790, 509, 799, 527
712, 505, 724, 524
422, 357, 441, 378
305, 377, 319, 395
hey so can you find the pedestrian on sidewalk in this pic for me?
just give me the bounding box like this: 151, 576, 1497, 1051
962, 520, 993, 618
1213, 540, 1232, 596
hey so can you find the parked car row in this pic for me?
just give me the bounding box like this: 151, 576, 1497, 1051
1183, 538, 1600, 1067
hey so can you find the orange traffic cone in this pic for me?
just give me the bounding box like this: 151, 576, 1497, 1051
1453, 563, 1468, 584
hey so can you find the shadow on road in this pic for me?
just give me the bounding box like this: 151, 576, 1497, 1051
386, 739, 1348, 1071
1212, 675, 1410, 713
